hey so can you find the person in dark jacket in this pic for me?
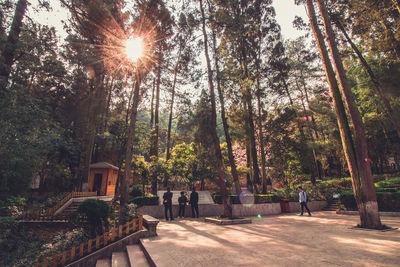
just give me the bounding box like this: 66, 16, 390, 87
178, 191, 187, 218
189, 188, 199, 218
163, 187, 174, 221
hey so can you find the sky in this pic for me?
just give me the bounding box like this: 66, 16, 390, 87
28, 0, 308, 41
273, 0, 308, 39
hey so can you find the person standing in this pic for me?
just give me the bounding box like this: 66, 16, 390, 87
178, 191, 187, 218
163, 187, 174, 221
298, 186, 311, 216
189, 187, 199, 218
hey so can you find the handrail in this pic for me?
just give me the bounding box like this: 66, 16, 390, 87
33, 215, 143, 267
22, 192, 98, 219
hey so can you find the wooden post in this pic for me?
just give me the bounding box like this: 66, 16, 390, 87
88, 239, 92, 253
71, 246, 75, 261
52, 255, 58, 267
79, 243, 84, 257
34, 263, 39, 267
132, 219, 136, 232
43, 258, 49, 267
125, 222, 130, 235
96, 236, 100, 249
139, 215, 143, 230
61, 251, 67, 265
111, 227, 116, 241
103, 233, 108, 246
118, 225, 123, 238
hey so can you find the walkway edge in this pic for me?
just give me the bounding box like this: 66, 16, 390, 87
139, 239, 157, 267
337, 210, 400, 217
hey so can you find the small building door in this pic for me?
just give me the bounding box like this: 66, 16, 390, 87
94, 173, 103, 196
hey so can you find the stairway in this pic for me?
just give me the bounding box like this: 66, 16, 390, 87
323, 198, 340, 211
95, 244, 151, 267
54, 195, 114, 217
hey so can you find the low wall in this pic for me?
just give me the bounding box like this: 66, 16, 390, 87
138, 201, 327, 219
288, 201, 328, 213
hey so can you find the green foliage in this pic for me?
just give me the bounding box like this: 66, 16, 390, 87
129, 196, 159, 207
375, 177, 400, 190
254, 194, 280, 204
77, 200, 112, 237
130, 184, 144, 198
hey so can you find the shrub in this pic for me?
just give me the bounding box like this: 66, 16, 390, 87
375, 177, 400, 190
339, 190, 400, 212
129, 196, 159, 206
130, 184, 144, 198
77, 199, 112, 237
254, 194, 280, 203
212, 194, 240, 204
339, 190, 357, 211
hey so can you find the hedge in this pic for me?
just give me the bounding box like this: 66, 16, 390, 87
212, 194, 280, 204
129, 196, 159, 206
339, 190, 400, 211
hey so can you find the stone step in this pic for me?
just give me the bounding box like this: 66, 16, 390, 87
112, 252, 130, 267
126, 245, 150, 267
96, 259, 111, 267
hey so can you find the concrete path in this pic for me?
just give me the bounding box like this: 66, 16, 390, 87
141, 212, 400, 267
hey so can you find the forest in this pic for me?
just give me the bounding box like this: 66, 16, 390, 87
1, 0, 400, 230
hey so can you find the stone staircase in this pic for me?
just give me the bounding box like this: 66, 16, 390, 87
96, 244, 151, 267
54, 195, 114, 217
323, 198, 340, 211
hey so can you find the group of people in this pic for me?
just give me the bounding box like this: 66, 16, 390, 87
162, 187, 199, 221
163, 186, 311, 221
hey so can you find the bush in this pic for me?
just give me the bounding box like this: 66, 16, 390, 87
339, 190, 400, 212
254, 194, 280, 203
77, 199, 112, 237
339, 190, 357, 211
212, 194, 240, 204
129, 196, 159, 206
130, 184, 144, 198
375, 177, 400, 190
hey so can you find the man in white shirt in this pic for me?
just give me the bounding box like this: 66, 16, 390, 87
298, 186, 312, 216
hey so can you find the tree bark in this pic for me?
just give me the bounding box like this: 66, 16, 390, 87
0, 0, 28, 90
119, 72, 141, 223
150, 64, 161, 194
209, 26, 241, 195
332, 15, 400, 138
307, 0, 381, 228
199, 0, 232, 218
317, 0, 381, 228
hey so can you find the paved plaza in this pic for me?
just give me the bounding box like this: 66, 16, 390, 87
141, 211, 400, 267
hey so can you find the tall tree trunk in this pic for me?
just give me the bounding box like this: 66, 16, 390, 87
332, 16, 400, 138
150, 77, 156, 127
317, 0, 381, 228
209, 26, 241, 195
256, 89, 269, 193
166, 49, 182, 162
150, 64, 161, 194
307, 0, 381, 228
199, 0, 232, 218
0, 0, 28, 91
120, 72, 142, 223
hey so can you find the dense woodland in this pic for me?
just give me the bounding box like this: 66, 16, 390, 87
1, 0, 400, 227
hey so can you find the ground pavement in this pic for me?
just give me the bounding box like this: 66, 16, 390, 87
141, 211, 400, 267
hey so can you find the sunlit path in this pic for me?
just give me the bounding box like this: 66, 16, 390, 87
141, 212, 400, 267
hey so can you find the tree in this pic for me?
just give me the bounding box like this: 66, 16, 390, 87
199, 0, 232, 218
0, 0, 28, 91
305, 0, 381, 228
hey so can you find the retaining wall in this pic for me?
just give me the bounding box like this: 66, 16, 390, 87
138, 201, 328, 219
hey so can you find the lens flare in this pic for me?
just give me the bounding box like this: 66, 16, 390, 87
125, 37, 143, 62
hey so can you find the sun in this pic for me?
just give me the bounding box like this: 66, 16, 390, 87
124, 36, 144, 62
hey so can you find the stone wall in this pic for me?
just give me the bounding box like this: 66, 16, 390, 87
138, 201, 327, 219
